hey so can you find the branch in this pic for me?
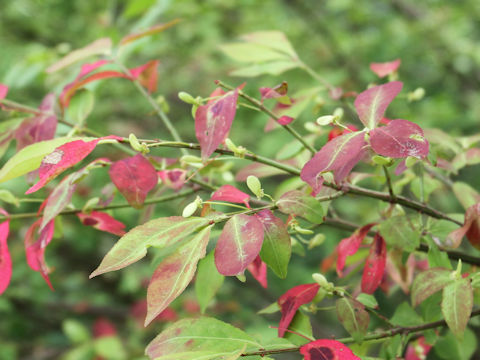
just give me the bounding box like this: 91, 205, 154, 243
215, 80, 317, 155
240, 308, 480, 357
144, 139, 462, 225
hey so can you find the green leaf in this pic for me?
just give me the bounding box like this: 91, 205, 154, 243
441, 278, 473, 339
90, 216, 209, 278
284, 311, 313, 346
452, 182, 480, 210
434, 327, 477, 360
0, 189, 19, 207
355, 293, 378, 309
410, 176, 441, 201
67, 89, 94, 127
62, 319, 91, 344
195, 250, 224, 314
229, 61, 299, 77
219, 43, 288, 63
257, 210, 291, 279
257, 301, 280, 315
424, 234, 452, 269
411, 268, 453, 307
276, 190, 324, 224
241, 31, 298, 58
390, 302, 422, 327
336, 297, 370, 342
146, 226, 212, 325
145, 317, 262, 360
93, 336, 127, 360
378, 215, 420, 251
0, 137, 84, 183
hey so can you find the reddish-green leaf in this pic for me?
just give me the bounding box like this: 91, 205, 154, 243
120, 19, 181, 45
90, 216, 209, 278
15, 93, 57, 151
300, 131, 367, 194
195, 89, 239, 161
278, 283, 319, 337
259, 81, 290, 104
26, 136, 121, 194
214, 214, 264, 276
441, 278, 473, 338
157, 169, 186, 191
276, 190, 324, 224
256, 209, 291, 279
129, 60, 159, 93
25, 219, 55, 289
361, 233, 386, 294
354, 81, 403, 129
145, 317, 261, 360
46, 38, 112, 73
300, 339, 360, 360
336, 298, 370, 342
336, 223, 376, 277
109, 154, 158, 209
447, 202, 480, 249
145, 225, 211, 326
0, 209, 11, 295
210, 184, 250, 207
370, 119, 429, 159
411, 268, 453, 307
77, 211, 126, 236
369, 59, 401, 78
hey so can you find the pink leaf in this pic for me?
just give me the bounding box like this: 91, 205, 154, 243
195, 89, 239, 161
370, 119, 429, 158
336, 223, 377, 277
15, 93, 57, 151
26, 136, 120, 194
277, 283, 319, 337
328, 124, 359, 142
370, 59, 401, 78
405, 336, 432, 360
109, 154, 158, 209
210, 185, 250, 207
0, 84, 8, 101
300, 339, 360, 360
157, 169, 186, 191
278, 115, 294, 125
354, 81, 403, 129
214, 214, 264, 276
447, 202, 480, 249
129, 60, 159, 93
25, 219, 55, 290
247, 255, 267, 288
77, 211, 126, 236
301, 131, 367, 194
361, 233, 387, 294
0, 209, 11, 295
259, 81, 290, 105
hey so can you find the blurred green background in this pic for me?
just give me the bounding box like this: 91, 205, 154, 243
0, 0, 479, 359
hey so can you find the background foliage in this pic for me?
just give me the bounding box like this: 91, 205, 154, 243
0, 0, 479, 359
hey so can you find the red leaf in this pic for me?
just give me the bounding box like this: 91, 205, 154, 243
301, 131, 367, 194
327, 124, 358, 142
277, 283, 319, 337
129, 60, 159, 93
247, 255, 268, 288
0, 209, 11, 295
195, 89, 239, 161
369, 59, 401, 78
77, 211, 126, 236
214, 214, 264, 276
93, 317, 117, 338
336, 223, 376, 277
405, 336, 432, 360
25, 219, 55, 290
369, 119, 429, 158
109, 154, 158, 209
447, 202, 480, 249
210, 185, 250, 207
354, 82, 403, 129
300, 339, 360, 360
361, 233, 387, 294
15, 93, 57, 151
157, 169, 186, 191
26, 136, 121, 194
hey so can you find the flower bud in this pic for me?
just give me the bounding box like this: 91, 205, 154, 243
316, 115, 335, 126
178, 91, 197, 104
247, 175, 263, 199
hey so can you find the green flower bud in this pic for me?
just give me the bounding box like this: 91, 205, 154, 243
372, 155, 393, 166
316, 115, 335, 126
246, 175, 263, 199
178, 91, 197, 104
308, 234, 325, 249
